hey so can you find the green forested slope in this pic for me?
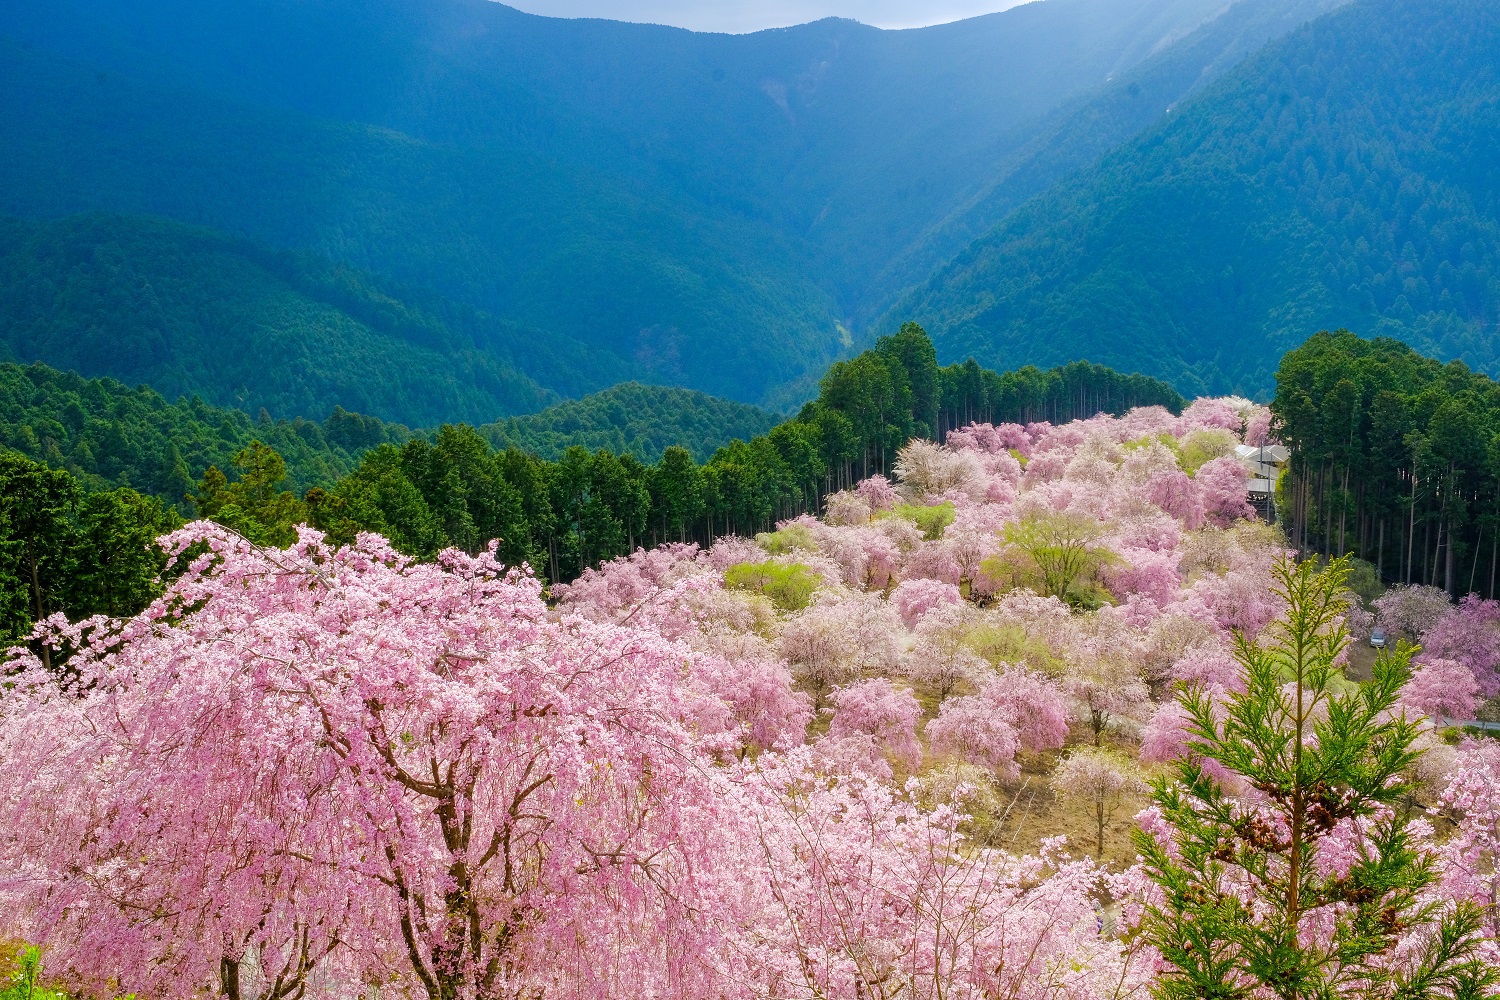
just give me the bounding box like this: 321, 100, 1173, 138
0, 213, 648, 425
0, 44, 843, 402
0, 0, 1324, 403
1272, 330, 1500, 596
0, 361, 412, 501
895, 0, 1500, 396
479, 384, 780, 463
865, 0, 1346, 317
1, 330, 1182, 583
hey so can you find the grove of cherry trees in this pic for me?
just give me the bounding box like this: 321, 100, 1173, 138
3, 397, 1498, 998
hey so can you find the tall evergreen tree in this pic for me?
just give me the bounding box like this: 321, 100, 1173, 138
1136, 556, 1499, 999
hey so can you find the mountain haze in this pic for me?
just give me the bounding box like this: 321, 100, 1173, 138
0, 0, 1328, 405
894, 0, 1500, 394
0, 213, 643, 426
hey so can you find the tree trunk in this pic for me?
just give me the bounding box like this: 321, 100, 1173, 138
1096, 799, 1106, 859
220, 957, 241, 1000
1490, 529, 1497, 600
26, 551, 51, 674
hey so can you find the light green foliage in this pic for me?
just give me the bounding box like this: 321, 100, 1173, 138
1341, 557, 1383, 605
963, 623, 1065, 675
757, 523, 817, 556
885, 501, 956, 541
985, 511, 1115, 607
0, 946, 69, 1000
1178, 428, 1238, 474
1136, 556, 1500, 999
723, 560, 821, 612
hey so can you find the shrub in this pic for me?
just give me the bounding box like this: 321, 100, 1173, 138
886, 501, 956, 540
723, 560, 821, 611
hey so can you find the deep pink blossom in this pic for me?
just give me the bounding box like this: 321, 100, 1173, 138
1194, 456, 1254, 528
1421, 595, 1500, 697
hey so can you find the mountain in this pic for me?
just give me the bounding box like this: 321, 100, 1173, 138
866, 0, 1347, 316
891, 0, 1500, 395
0, 213, 643, 427
0, 0, 1323, 404
479, 383, 780, 463
0, 360, 409, 501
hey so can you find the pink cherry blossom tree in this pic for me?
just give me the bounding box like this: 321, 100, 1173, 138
826, 678, 923, 774
855, 474, 901, 512
892, 577, 963, 628
1400, 658, 1482, 722
1061, 652, 1151, 746
1437, 741, 1500, 949
1420, 594, 1500, 697
926, 669, 1069, 782
780, 595, 902, 711
1050, 747, 1147, 858
1372, 584, 1453, 639
1194, 456, 1254, 528
0, 524, 736, 1000
733, 755, 1150, 999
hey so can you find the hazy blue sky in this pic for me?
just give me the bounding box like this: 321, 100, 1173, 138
500, 0, 1029, 33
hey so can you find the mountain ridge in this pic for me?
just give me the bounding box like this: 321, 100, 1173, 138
890, 0, 1500, 395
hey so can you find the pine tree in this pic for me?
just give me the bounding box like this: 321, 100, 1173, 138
1136, 555, 1499, 1000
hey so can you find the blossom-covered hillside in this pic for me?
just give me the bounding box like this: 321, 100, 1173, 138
3, 397, 1497, 999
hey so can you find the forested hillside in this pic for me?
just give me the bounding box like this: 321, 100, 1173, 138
0, 214, 638, 425
897, 0, 1500, 395
1272, 330, 1500, 597
0, 329, 1183, 640
0, 361, 411, 499
0, 44, 841, 402
245, 328, 1183, 581
480, 383, 780, 463
0, 0, 1330, 403
869, 0, 1346, 311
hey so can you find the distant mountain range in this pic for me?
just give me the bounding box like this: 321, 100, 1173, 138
0, 0, 1354, 412
893, 0, 1500, 395
1, 0, 1495, 420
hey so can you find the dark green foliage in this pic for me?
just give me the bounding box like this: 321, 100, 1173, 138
0, 39, 839, 403
0, 360, 409, 501
0, 213, 617, 425
1136, 556, 1499, 999
308, 326, 1180, 578
898, 0, 1500, 396
3, 327, 1178, 587
1272, 330, 1500, 596
0, 451, 176, 665
189, 441, 310, 549
869, 0, 1346, 315
479, 383, 780, 463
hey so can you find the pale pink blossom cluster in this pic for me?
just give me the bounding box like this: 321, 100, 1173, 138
0, 398, 1351, 1000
